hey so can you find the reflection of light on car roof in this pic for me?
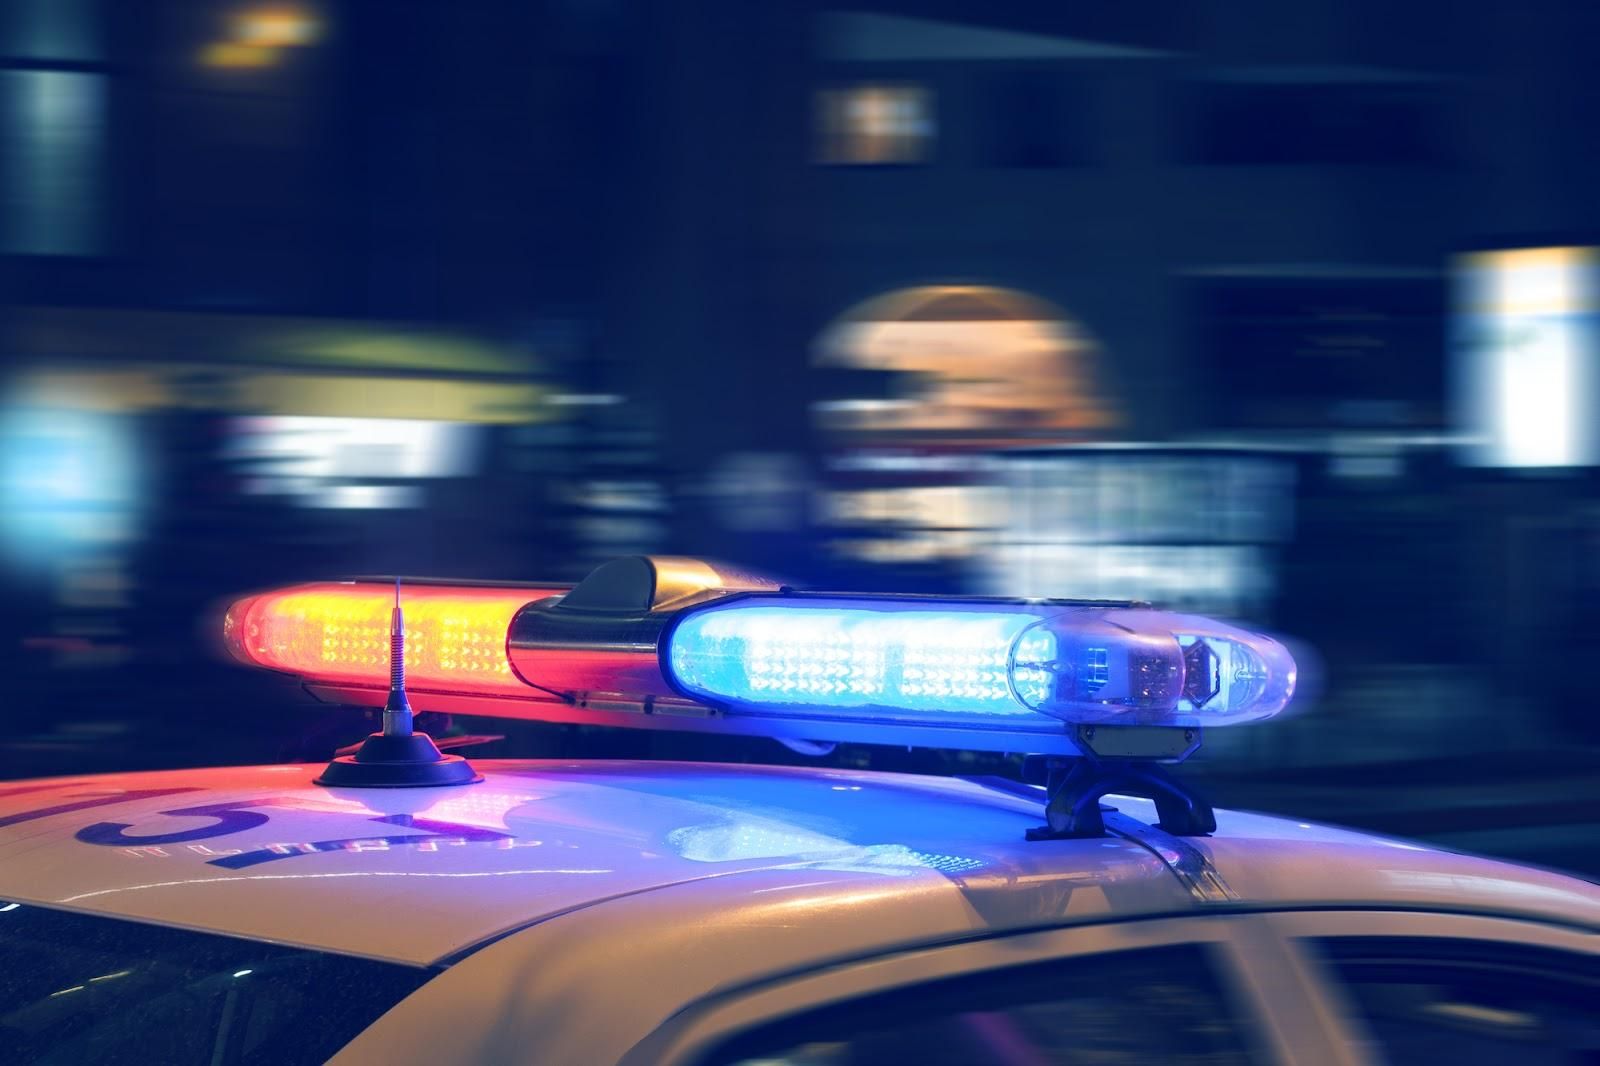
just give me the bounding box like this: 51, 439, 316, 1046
423, 790, 542, 831
58, 868, 616, 904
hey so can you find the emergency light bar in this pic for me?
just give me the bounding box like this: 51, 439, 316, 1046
222, 556, 1297, 758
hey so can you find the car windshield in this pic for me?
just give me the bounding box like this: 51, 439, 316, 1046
0, 899, 432, 1065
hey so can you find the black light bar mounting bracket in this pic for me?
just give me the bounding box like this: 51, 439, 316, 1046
1022, 726, 1215, 840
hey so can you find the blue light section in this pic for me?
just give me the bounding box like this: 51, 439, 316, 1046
668, 600, 1061, 727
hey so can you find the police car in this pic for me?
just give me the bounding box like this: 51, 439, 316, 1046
0, 557, 1595, 1064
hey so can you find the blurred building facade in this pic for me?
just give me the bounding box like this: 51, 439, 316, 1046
634, 0, 1600, 758
5, 0, 1600, 762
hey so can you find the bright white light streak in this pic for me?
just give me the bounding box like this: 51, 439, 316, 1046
1457, 247, 1598, 468
1497, 320, 1573, 466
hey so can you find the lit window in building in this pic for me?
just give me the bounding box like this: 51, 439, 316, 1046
816, 84, 934, 165
1454, 246, 1599, 469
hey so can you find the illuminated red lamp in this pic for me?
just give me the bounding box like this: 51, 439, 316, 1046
223, 582, 565, 697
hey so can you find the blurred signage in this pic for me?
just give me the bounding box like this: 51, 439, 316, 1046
11, 367, 543, 424
227, 416, 479, 480
3, 307, 548, 423
8, 307, 536, 376
1453, 246, 1599, 468
982, 448, 1297, 617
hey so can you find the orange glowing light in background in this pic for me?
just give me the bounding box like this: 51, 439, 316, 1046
223, 582, 566, 695
201, 3, 325, 70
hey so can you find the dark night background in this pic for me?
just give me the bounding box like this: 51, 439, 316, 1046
2, 0, 1597, 876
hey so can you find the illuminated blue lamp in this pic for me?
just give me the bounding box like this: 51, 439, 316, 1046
666, 597, 1295, 728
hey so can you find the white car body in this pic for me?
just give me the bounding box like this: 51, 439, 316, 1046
0, 760, 1595, 1064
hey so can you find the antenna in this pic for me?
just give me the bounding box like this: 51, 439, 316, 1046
315, 578, 482, 788
383, 577, 412, 738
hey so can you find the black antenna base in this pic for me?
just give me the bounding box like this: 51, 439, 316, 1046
314, 731, 483, 788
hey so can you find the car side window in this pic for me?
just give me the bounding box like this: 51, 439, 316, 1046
1312, 937, 1600, 1065
701, 943, 1263, 1065
0, 900, 432, 1065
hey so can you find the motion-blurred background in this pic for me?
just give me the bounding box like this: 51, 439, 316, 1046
2, 0, 1596, 874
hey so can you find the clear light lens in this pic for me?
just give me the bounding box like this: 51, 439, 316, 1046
223, 583, 563, 696
666, 600, 1062, 728
1010, 609, 1296, 724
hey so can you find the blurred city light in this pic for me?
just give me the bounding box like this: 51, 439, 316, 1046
225, 416, 480, 509
198, 42, 280, 70
815, 84, 935, 165
200, 2, 325, 70
983, 448, 1295, 616
0, 69, 105, 256
0, 394, 145, 573
814, 286, 1116, 437
232, 4, 324, 47
1454, 247, 1599, 469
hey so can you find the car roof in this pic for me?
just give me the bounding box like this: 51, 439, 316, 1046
1, 759, 1595, 967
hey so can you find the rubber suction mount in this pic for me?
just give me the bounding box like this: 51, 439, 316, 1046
314, 732, 483, 788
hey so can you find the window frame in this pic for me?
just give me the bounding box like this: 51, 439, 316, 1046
1262, 910, 1600, 1066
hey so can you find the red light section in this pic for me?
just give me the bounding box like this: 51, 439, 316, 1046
223, 583, 565, 696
